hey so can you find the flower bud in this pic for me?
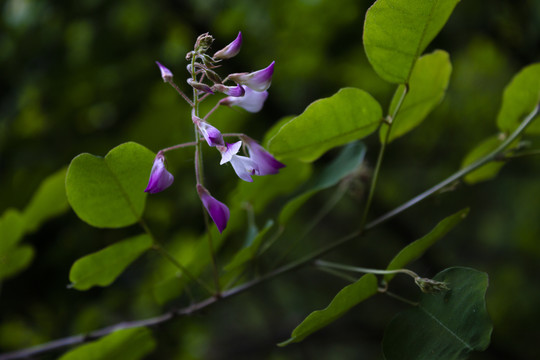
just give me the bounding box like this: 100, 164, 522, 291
193, 116, 224, 147
145, 154, 174, 194
187, 78, 214, 94
213, 84, 245, 97
155, 61, 173, 82
213, 32, 242, 60
197, 184, 230, 233
194, 32, 214, 53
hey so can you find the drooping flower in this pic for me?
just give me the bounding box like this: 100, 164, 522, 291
219, 86, 268, 113
227, 61, 275, 92
193, 116, 224, 147
218, 141, 257, 182
213, 83, 245, 97
197, 184, 230, 233
213, 32, 242, 60
145, 153, 174, 193
156, 61, 173, 82
242, 136, 285, 175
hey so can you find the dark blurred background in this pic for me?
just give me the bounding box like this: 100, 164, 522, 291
1, 0, 540, 359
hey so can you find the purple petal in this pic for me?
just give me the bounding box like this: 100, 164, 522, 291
219, 141, 242, 165
145, 154, 174, 193
197, 184, 230, 233
213, 84, 245, 97
229, 155, 258, 182
243, 136, 285, 175
187, 78, 214, 94
227, 61, 275, 92
219, 86, 268, 113
156, 61, 173, 82
213, 31, 242, 60
195, 119, 225, 147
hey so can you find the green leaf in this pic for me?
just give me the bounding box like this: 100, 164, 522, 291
278, 141, 367, 226
58, 327, 156, 360
69, 234, 152, 290
0, 245, 35, 281
0, 209, 25, 252
22, 167, 69, 233
66, 142, 155, 228
224, 220, 274, 271
497, 63, 540, 135
381, 50, 452, 142
461, 135, 519, 184
279, 274, 378, 346
363, 0, 460, 84
383, 267, 492, 360
268, 88, 381, 162
385, 208, 469, 283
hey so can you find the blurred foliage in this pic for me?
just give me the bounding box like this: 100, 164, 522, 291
1, 0, 540, 359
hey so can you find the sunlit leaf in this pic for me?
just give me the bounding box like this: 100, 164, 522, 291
279, 141, 367, 226
497, 63, 540, 135
22, 167, 69, 233
69, 234, 152, 290
279, 274, 378, 346
58, 327, 156, 360
383, 267, 492, 360
364, 0, 460, 83
66, 142, 155, 228
224, 220, 274, 271
0, 245, 34, 281
381, 50, 452, 142
0, 209, 25, 252
385, 208, 469, 283
268, 88, 381, 162
461, 135, 519, 184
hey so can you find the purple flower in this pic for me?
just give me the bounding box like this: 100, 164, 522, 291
197, 184, 230, 233
213, 84, 245, 97
194, 116, 224, 147
218, 141, 257, 182
145, 153, 174, 193
219, 86, 268, 113
213, 32, 242, 60
242, 136, 285, 175
156, 61, 173, 82
227, 61, 275, 92
187, 78, 214, 94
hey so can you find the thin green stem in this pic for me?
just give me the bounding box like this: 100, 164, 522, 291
360, 85, 409, 230
314, 260, 419, 279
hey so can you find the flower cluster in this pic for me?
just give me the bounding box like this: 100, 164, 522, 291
145, 32, 284, 233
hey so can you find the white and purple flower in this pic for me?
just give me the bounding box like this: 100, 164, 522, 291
219, 85, 268, 113
218, 141, 257, 182
242, 136, 285, 175
227, 61, 275, 92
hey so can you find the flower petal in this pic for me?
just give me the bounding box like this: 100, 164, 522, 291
219, 86, 268, 113
213, 84, 245, 97
194, 118, 224, 147
213, 31, 242, 60
219, 141, 242, 165
243, 136, 285, 175
145, 154, 174, 193
197, 184, 230, 233
227, 61, 275, 92
229, 155, 258, 182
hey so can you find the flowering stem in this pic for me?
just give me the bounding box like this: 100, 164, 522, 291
359, 85, 408, 231
160, 142, 198, 153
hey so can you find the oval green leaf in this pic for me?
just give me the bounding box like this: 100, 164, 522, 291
22, 167, 69, 233
268, 88, 381, 162
69, 234, 152, 290
497, 63, 540, 135
383, 267, 492, 360
278, 273, 378, 346
363, 0, 460, 84
0, 209, 25, 252
385, 208, 469, 283
461, 135, 520, 184
66, 142, 155, 228
58, 327, 156, 360
0, 245, 35, 281
279, 141, 367, 226
381, 50, 452, 142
